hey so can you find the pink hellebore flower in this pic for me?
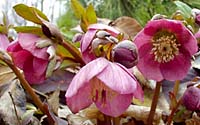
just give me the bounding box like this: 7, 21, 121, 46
81, 24, 120, 63
134, 19, 198, 81
7, 33, 49, 84
0, 34, 10, 50
65, 57, 143, 117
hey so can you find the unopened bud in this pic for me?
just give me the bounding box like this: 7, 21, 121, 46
182, 86, 200, 111
72, 33, 83, 42
192, 8, 200, 26
112, 40, 138, 68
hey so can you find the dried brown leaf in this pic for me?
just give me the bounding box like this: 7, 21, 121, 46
185, 112, 200, 125
0, 80, 26, 125
47, 89, 60, 115
109, 16, 142, 39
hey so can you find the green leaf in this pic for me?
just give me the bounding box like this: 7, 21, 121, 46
71, 0, 86, 19
13, 4, 49, 25
86, 4, 97, 24
174, 1, 192, 19
56, 44, 74, 58
14, 26, 44, 36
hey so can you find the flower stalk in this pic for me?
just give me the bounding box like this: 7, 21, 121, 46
1, 55, 55, 124
147, 81, 162, 125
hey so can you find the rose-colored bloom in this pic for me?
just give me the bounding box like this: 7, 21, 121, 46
0, 34, 10, 50
7, 33, 49, 84
134, 19, 198, 81
182, 86, 200, 111
81, 24, 120, 63
65, 57, 143, 117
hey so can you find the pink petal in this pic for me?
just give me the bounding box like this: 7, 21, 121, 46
23, 57, 46, 84
81, 29, 97, 52
82, 51, 96, 63
33, 57, 48, 76
160, 53, 191, 81
97, 61, 137, 94
7, 41, 22, 52
88, 24, 120, 36
176, 28, 198, 56
134, 30, 152, 52
11, 50, 32, 69
65, 57, 109, 97
66, 83, 93, 113
18, 33, 49, 59
137, 53, 163, 81
95, 92, 133, 117
0, 34, 9, 50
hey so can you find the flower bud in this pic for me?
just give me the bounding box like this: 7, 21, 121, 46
72, 33, 83, 42
192, 8, 200, 26
112, 40, 138, 68
182, 86, 200, 111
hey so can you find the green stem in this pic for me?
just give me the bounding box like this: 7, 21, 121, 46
147, 81, 162, 125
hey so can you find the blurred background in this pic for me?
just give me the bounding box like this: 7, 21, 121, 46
0, 0, 200, 39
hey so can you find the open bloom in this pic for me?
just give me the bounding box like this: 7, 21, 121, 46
81, 24, 120, 63
7, 33, 49, 84
65, 57, 143, 117
134, 19, 198, 81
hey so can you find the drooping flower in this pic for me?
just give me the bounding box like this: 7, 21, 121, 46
81, 24, 120, 63
134, 19, 198, 81
65, 57, 143, 117
7, 33, 50, 84
182, 86, 200, 111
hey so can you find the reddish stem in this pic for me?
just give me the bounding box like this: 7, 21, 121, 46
60, 41, 85, 66
147, 81, 162, 125
3, 58, 55, 124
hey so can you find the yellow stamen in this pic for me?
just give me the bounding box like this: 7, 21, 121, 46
151, 33, 180, 63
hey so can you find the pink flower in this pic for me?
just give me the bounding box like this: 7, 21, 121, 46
65, 57, 143, 117
7, 33, 49, 84
0, 34, 10, 50
81, 24, 120, 63
134, 19, 198, 81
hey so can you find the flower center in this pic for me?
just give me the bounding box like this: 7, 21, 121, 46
90, 77, 116, 107
151, 32, 180, 63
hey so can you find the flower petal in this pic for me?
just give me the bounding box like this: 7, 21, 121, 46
66, 83, 93, 113
95, 92, 133, 117
97, 61, 137, 94
65, 57, 109, 97
81, 29, 97, 52
33, 57, 48, 76
18, 33, 49, 59
88, 24, 120, 36
137, 53, 163, 81
160, 53, 191, 81
0, 34, 10, 50
23, 56, 46, 84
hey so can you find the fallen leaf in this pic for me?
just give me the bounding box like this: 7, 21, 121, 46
0, 79, 26, 125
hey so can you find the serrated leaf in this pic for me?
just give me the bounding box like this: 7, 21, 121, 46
71, 0, 85, 19
86, 4, 97, 24
13, 4, 49, 25
174, 1, 192, 19
14, 26, 43, 36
